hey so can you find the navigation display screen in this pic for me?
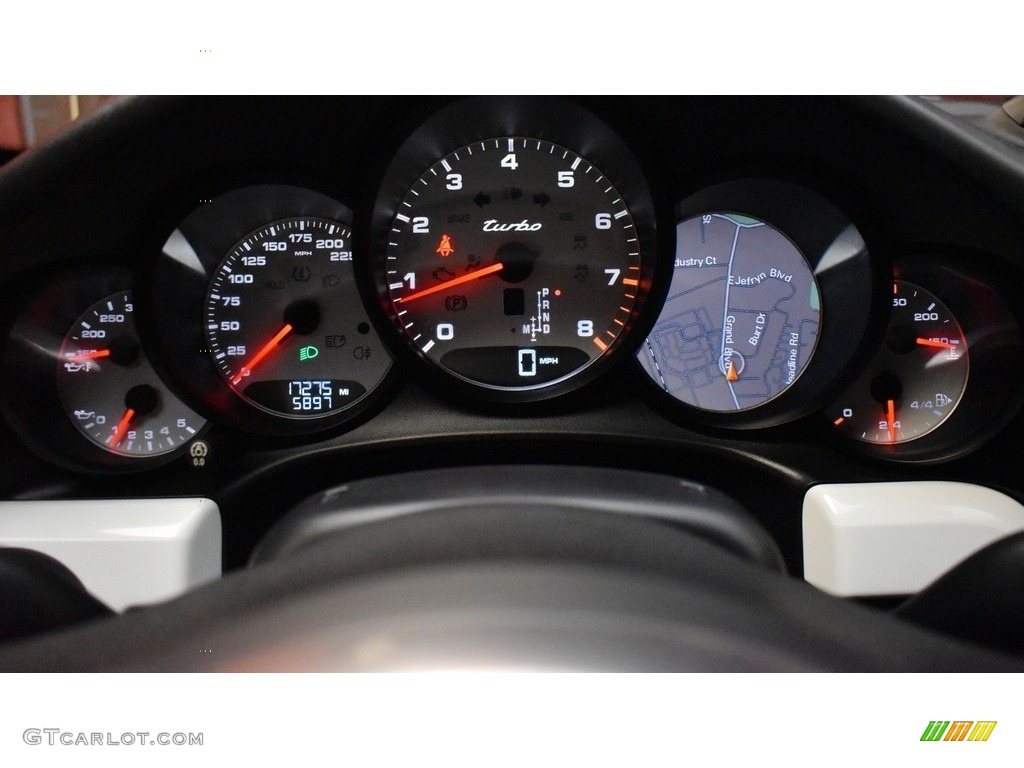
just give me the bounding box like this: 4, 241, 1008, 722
638, 212, 820, 412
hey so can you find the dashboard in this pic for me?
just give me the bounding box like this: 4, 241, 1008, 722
2, 94, 1024, 587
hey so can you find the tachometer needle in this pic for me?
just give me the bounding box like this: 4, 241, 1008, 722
68, 349, 111, 361
886, 399, 896, 443
233, 323, 294, 384
110, 408, 136, 447
916, 337, 958, 350
397, 262, 505, 304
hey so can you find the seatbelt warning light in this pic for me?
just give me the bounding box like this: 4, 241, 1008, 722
436, 234, 454, 257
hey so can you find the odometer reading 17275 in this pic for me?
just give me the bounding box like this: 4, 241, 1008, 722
381, 136, 646, 394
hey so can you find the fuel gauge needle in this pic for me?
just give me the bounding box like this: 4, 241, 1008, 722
110, 408, 136, 447
886, 399, 896, 443
233, 323, 294, 384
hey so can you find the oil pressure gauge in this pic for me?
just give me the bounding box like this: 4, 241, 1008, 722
831, 281, 968, 444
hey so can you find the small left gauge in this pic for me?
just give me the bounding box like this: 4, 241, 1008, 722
0, 274, 208, 471
57, 291, 205, 456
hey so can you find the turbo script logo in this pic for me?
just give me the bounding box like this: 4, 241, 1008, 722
481, 219, 542, 232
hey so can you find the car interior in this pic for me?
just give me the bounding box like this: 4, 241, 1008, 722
2, 95, 1024, 671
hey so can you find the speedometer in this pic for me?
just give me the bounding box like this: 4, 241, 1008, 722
206, 216, 391, 420
149, 185, 396, 437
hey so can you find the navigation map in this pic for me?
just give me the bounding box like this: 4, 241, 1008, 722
639, 213, 820, 411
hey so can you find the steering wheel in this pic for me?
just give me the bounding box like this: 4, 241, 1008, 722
0, 467, 1021, 671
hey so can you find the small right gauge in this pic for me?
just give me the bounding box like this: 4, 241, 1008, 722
827, 259, 1024, 462
830, 280, 969, 446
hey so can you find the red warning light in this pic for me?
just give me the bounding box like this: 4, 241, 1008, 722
436, 234, 454, 257
554, 289, 562, 297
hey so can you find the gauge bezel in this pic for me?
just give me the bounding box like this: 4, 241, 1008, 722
635, 177, 885, 430
143, 184, 397, 437
828, 255, 1024, 463
0, 269, 209, 473
359, 97, 674, 407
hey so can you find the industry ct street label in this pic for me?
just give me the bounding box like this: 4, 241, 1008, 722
638, 212, 821, 412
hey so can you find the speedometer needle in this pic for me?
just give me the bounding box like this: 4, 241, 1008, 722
111, 408, 136, 447
233, 323, 294, 385
397, 262, 505, 304
886, 399, 896, 443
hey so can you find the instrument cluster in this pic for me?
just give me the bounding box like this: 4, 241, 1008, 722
1, 97, 1022, 473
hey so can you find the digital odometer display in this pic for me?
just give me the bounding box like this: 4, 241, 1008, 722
241, 379, 368, 415
638, 212, 821, 412
205, 217, 390, 419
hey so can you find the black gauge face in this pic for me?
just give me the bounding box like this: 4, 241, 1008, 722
832, 281, 968, 444
57, 292, 206, 456
205, 217, 391, 419
638, 212, 821, 412
381, 136, 647, 394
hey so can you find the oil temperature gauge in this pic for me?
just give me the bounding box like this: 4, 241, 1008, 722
57, 291, 206, 456
831, 281, 968, 444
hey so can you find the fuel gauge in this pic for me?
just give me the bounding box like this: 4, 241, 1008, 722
832, 281, 968, 444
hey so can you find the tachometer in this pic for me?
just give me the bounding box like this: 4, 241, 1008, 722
368, 99, 669, 404
382, 136, 642, 392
